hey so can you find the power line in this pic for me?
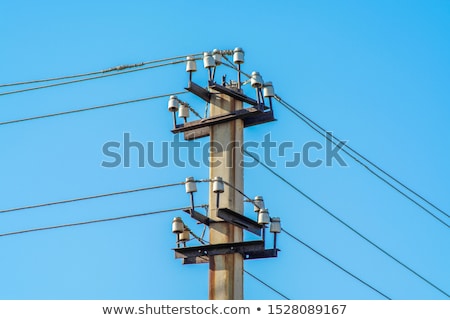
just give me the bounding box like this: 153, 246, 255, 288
244, 270, 290, 300
244, 150, 450, 298
0, 205, 206, 238
0, 181, 189, 214
275, 95, 450, 226
0, 53, 203, 88
0, 91, 187, 126
0, 200, 287, 301
277, 96, 449, 227
198, 251, 289, 299
282, 228, 391, 300
0, 60, 188, 97
221, 180, 390, 299
221, 56, 252, 78
222, 180, 255, 204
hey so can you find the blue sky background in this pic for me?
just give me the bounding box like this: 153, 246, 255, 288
0, 0, 449, 299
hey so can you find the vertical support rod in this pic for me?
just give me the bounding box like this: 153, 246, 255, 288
172, 112, 177, 129
189, 192, 195, 211
237, 65, 241, 89
216, 193, 220, 209
208, 85, 244, 300
273, 233, 277, 250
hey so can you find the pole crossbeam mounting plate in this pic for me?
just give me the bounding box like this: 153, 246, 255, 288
173, 240, 277, 265
186, 80, 259, 106
177, 81, 275, 140
171, 107, 275, 140
208, 81, 259, 106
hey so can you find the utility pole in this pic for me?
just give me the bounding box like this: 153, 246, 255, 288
208, 88, 244, 299
169, 47, 281, 300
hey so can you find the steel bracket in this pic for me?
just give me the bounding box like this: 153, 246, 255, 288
174, 240, 278, 265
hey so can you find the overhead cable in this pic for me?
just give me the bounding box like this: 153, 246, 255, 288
0, 91, 188, 126
0, 53, 203, 88
275, 95, 449, 227
244, 150, 450, 298
0, 205, 206, 238
0, 181, 189, 214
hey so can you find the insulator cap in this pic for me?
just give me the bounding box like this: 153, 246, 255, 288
253, 195, 265, 212
258, 208, 270, 225
212, 176, 225, 193
203, 52, 215, 69
185, 176, 197, 193
172, 217, 184, 234
186, 56, 197, 72
178, 103, 190, 119
263, 82, 275, 97
212, 49, 222, 66
168, 95, 179, 112
179, 227, 190, 242
251, 71, 263, 88
233, 47, 244, 64
270, 217, 281, 233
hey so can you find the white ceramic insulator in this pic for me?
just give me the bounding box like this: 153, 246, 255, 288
178, 104, 190, 119
213, 176, 224, 193
251, 71, 263, 88
270, 217, 281, 233
179, 228, 190, 242
186, 56, 197, 72
185, 177, 197, 193
168, 95, 179, 112
212, 49, 222, 66
263, 82, 275, 97
253, 195, 265, 212
233, 47, 244, 64
172, 217, 184, 234
203, 52, 215, 68
258, 208, 270, 225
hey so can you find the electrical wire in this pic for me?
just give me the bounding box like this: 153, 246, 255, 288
221, 56, 252, 78
244, 270, 290, 300
275, 95, 450, 226
182, 103, 203, 119
1, 200, 287, 300
197, 251, 288, 300
277, 96, 449, 226
0, 60, 188, 97
0, 91, 188, 126
0, 205, 206, 238
243, 150, 450, 298
188, 228, 208, 245
222, 179, 390, 299
222, 180, 255, 204
197, 253, 289, 299
0, 181, 188, 214
0, 53, 203, 88
282, 228, 391, 300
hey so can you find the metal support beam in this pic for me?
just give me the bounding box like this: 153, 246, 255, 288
182, 209, 212, 226
185, 81, 211, 103
172, 107, 275, 140
173, 241, 279, 265
214, 208, 262, 236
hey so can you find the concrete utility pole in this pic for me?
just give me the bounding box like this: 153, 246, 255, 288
208, 88, 244, 300
170, 47, 279, 301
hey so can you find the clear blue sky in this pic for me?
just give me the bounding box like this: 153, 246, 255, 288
0, 0, 449, 300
